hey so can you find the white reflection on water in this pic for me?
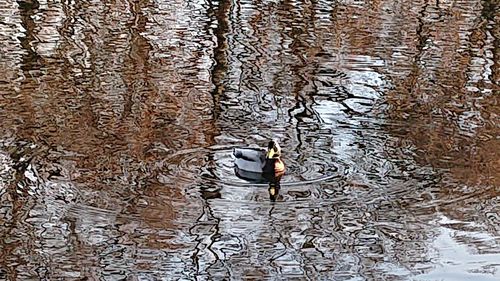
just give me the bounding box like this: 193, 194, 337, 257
416, 215, 500, 281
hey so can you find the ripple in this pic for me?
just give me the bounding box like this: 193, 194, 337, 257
164, 146, 342, 187
0, 0, 498, 279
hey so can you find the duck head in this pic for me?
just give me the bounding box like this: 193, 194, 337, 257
265, 140, 282, 159
264, 140, 285, 174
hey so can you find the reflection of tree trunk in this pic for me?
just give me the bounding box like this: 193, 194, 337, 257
123, 0, 154, 159
405, 1, 429, 103
15, 0, 41, 140
481, 0, 499, 85
17, 0, 40, 71
124, 0, 153, 117
282, 0, 319, 151
209, 0, 231, 119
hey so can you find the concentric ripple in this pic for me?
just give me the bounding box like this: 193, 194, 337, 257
163, 146, 342, 187
0, 0, 498, 280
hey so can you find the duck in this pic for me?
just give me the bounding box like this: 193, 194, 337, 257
233, 140, 285, 182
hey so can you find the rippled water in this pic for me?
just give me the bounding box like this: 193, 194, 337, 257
0, 0, 499, 279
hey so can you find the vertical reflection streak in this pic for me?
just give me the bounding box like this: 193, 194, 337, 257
209, 0, 232, 120
17, 0, 41, 72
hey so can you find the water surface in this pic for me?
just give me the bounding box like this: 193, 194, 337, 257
0, 0, 499, 279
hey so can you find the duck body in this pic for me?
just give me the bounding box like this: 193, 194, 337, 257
232, 140, 285, 182
233, 147, 268, 173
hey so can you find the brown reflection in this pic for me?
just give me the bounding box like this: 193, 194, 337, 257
380, 0, 499, 252
0, 0, 499, 279
384, 0, 499, 187
483, 0, 499, 84
1, 0, 218, 278
17, 0, 41, 71
122, 0, 155, 160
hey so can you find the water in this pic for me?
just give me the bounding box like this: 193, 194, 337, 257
0, 0, 498, 279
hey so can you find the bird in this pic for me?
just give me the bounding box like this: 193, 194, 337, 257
233, 140, 285, 183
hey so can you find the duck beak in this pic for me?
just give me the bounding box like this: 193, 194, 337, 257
266, 149, 275, 159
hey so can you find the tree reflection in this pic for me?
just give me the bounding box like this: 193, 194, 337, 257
0, 0, 498, 279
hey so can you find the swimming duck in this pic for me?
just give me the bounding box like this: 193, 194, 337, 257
233, 140, 285, 182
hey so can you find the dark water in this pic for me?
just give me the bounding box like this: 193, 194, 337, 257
0, 0, 499, 279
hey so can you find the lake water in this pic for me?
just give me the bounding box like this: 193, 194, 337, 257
0, 0, 499, 280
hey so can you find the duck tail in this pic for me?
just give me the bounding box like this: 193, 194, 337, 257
233, 148, 243, 158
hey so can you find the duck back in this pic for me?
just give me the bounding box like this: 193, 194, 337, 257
233, 147, 266, 173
